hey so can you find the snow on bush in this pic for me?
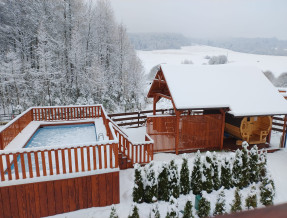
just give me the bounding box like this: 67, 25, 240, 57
197, 194, 211, 218
183, 197, 194, 218
208, 55, 228, 65
181, 59, 193, 64
128, 203, 140, 218
168, 160, 180, 199
260, 173, 275, 206
213, 189, 226, 216
166, 197, 179, 218
202, 151, 213, 193
230, 187, 242, 213
245, 185, 258, 209
158, 162, 169, 201
191, 151, 203, 195
109, 205, 119, 218
144, 163, 158, 203
132, 163, 144, 203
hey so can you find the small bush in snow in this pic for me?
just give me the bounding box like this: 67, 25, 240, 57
144, 163, 158, 203
128, 203, 140, 218
165, 197, 179, 218
202, 151, 213, 193
168, 160, 180, 199
181, 59, 193, 64
183, 198, 194, 218
109, 205, 119, 218
204, 55, 211, 59
232, 149, 243, 187
208, 55, 227, 65
249, 145, 260, 183
230, 187, 242, 213
150, 203, 161, 218
211, 152, 221, 191
197, 196, 211, 218
245, 185, 257, 210
191, 151, 203, 195
240, 142, 250, 188
260, 174, 275, 206
221, 157, 233, 189
258, 150, 267, 181
180, 155, 191, 195
213, 190, 226, 216
158, 163, 169, 201
133, 164, 144, 203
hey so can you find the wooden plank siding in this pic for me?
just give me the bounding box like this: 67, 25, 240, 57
0, 171, 120, 218
147, 114, 223, 152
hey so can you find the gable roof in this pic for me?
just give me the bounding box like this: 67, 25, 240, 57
148, 64, 287, 117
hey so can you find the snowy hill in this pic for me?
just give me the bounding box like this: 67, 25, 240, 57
137, 45, 287, 77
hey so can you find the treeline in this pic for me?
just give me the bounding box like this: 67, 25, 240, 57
0, 0, 144, 113
263, 71, 287, 87
192, 37, 287, 56
129, 33, 191, 51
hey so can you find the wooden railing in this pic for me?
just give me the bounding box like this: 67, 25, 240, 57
272, 116, 287, 148
0, 109, 33, 150
111, 122, 153, 165
0, 142, 118, 182
32, 105, 103, 121
108, 109, 172, 127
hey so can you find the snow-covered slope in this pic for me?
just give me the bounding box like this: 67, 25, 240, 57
138, 45, 287, 77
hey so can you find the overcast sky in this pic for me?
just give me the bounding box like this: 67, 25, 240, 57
110, 0, 287, 40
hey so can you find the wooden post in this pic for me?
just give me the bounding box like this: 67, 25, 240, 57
153, 96, 157, 115
175, 110, 180, 155
220, 109, 225, 150
281, 115, 287, 148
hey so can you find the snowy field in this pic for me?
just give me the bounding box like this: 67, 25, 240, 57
138, 45, 287, 77
48, 149, 287, 218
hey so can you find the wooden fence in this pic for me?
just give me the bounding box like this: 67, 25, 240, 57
0, 142, 118, 183
108, 109, 171, 127
0, 171, 119, 218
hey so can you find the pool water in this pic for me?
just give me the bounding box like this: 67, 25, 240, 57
26, 123, 97, 148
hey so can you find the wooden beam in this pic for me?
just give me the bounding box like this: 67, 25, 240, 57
280, 115, 287, 148
153, 96, 159, 115
220, 109, 225, 150
155, 93, 172, 101
175, 110, 180, 155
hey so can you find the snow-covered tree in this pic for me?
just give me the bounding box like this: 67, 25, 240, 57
221, 157, 233, 189
183, 197, 194, 218
180, 155, 191, 195
232, 149, 243, 187
260, 174, 275, 206
202, 152, 213, 193
191, 151, 203, 195
208, 55, 228, 65
240, 142, 250, 188
150, 203, 161, 218
158, 162, 169, 201
211, 152, 220, 190
197, 196, 211, 218
213, 190, 226, 216
109, 205, 119, 218
249, 145, 259, 183
230, 188, 242, 213
165, 197, 179, 218
128, 203, 140, 218
144, 163, 158, 203
168, 160, 180, 199
133, 164, 144, 203
245, 185, 257, 209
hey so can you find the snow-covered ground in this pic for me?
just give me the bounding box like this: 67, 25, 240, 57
138, 45, 287, 77
48, 149, 287, 218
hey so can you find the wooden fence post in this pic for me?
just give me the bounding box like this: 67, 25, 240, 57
281, 115, 287, 148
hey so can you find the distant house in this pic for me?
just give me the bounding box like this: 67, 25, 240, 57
147, 64, 287, 153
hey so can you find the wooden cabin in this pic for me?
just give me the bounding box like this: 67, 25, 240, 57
147, 64, 287, 153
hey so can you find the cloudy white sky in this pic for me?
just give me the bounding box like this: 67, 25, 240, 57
110, 0, 287, 40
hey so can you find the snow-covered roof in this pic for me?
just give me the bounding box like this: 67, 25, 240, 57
159, 64, 287, 117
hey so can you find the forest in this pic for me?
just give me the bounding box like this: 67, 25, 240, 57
0, 0, 144, 114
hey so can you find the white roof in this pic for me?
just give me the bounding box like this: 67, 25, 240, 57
160, 64, 287, 117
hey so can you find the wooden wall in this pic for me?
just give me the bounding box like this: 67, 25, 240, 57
0, 171, 120, 218
147, 114, 223, 152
